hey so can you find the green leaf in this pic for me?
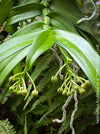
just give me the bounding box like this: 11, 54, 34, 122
0, 46, 30, 87
48, 12, 77, 33
0, 88, 10, 104
25, 29, 55, 71
18, 0, 40, 5
76, 0, 84, 7
33, 104, 48, 115
12, 21, 44, 37
54, 29, 100, 92
0, 22, 44, 62
50, 0, 94, 36
0, 53, 17, 72
0, 119, 16, 134
50, 0, 81, 21
0, 0, 14, 26
5, 3, 44, 26
0, 36, 32, 62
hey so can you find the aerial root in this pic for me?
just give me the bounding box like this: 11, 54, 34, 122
52, 94, 73, 123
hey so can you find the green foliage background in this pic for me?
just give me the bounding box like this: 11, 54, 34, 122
0, 0, 100, 134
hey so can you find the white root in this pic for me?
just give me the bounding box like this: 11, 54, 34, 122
70, 90, 78, 134
52, 94, 73, 123
77, 0, 97, 24
70, 62, 79, 134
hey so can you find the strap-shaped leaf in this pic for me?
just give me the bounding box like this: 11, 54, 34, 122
0, 33, 34, 62
0, 0, 14, 26
0, 46, 30, 87
25, 29, 55, 71
0, 22, 44, 62
12, 21, 44, 37
5, 3, 44, 26
54, 29, 100, 92
0, 52, 17, 72
18, 0, 40, 5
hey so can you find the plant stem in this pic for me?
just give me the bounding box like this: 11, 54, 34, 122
26, 72, 36, 90
55, 64, 66, 77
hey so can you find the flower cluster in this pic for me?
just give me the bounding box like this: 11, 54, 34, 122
9, 72, 27, 96
9, 72, 39, 97
51, 64, 90, 96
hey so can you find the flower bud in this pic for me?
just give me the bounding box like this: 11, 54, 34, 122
67, 91, 71, 96
32, 90, 38, 96
85, 80, 90, 86
21, 90, 27, 96
79, 89, 86, 94
74, 85, 78, 90
9, 76, 15, 82
64, 87, 68, 91
71, 89, 75, 93
57, 88, 63, 93
9, 86, 14, 91
17, 91, 22, 95
77, 79, 81, 84
62, 90, 67, 95
81, 84, 85, 89
51, 76, 58, 83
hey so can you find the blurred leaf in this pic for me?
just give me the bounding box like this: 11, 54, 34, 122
33, 104, 48, 115
76, 0, 84, 7
0, 88, 10, 104
11, 96, 23, 111
0, 0, 14, 26
48, 12, 77, 33
37, 65, 58, 92
24, 117, 28, 134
